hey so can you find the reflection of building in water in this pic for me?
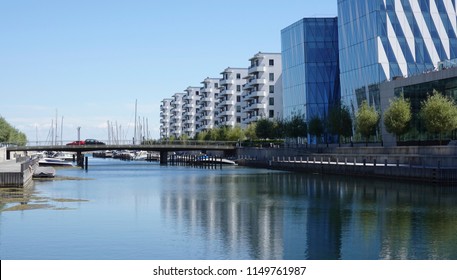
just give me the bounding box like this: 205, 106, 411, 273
160, 174, 284, 259
158, 171, 457, 259
305, 177, 343, 260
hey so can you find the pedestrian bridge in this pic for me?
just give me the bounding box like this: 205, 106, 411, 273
5, 141, 238, 165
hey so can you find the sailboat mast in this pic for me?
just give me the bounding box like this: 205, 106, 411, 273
133, 99, 137, 145
61, 116, 64, 145
55, 109, 58, 145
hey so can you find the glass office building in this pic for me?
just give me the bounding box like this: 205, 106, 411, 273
338, 0, 457, 115
281, 17, 340, 125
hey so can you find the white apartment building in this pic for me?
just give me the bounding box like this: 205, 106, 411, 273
242, 52, 283, 126
218, 67, 248, 127
170, 92, 185, 138
197, 77, 220, 134
182, 86, 200, 138
160, 98, 173, 139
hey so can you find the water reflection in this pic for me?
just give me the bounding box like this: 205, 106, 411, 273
160, 171, 457, 259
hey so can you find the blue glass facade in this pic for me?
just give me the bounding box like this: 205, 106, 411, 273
281, 18, 340, 126
338, 0, 457, 114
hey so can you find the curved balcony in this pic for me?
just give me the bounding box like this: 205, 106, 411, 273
200, 106, 213, 112
220, 100, 235, 107
220, 89, 235, 96
201, 97, 213, 103
248, 64, 266, 73
220, 78, 235, 85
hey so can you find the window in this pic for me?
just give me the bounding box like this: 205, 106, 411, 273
237, 85, 241, 92
236, 73, 241, 79
269, 59, 274, 66
269, 110, 274, 118
269, 85, 275, 93
236, 96, 241, 102
236, 106, 241, 113
215, 83, 218, 88
237, 117, 241, 123
269, 73, 274, 81
269, 97, 274, 106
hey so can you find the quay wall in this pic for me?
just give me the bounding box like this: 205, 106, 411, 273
236, 146, 457, 184
0, 147, 6, 162
0, 158, 38, 187
237, 146, 457, 168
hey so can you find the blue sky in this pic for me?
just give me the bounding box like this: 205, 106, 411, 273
0, 0, 336, 143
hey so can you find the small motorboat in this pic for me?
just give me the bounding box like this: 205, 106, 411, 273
38, 158, 74, 166
33, 167, 56, 178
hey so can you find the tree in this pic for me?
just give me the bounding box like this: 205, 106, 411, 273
226, 125, 245, 141
328, 105, 353, 145
420, 90, 457, 144
255, 119, 275, 139
383, 95, 412, 141
308, 116, 323, 147
244, 123, 257, 140
0, 116, 28, 145
285, 114, 307, 138
355, 100, 379, 145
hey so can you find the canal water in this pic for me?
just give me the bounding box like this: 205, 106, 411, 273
1, 158, 457, 260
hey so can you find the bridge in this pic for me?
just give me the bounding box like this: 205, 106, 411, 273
5, 141, 238, 165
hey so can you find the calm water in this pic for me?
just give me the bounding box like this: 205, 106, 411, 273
1, 158, 457, 260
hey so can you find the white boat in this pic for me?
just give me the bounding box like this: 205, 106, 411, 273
38, 158, 74, 166
33, 167, 56, 178
53, 152, 75, 161
197, 156, 237, 165
134, 151, 148, 161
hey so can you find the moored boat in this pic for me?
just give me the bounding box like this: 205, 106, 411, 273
38, 158, 74, 166
33, 167, 56, 178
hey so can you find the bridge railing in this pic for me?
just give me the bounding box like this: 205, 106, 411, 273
21, 140, 238, 147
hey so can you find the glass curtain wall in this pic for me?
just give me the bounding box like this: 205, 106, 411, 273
281, 18, 340, 143
338, 0, 457, 115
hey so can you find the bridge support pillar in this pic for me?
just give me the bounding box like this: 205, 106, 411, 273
160, 151, 168, 165
77, 152, 84, 168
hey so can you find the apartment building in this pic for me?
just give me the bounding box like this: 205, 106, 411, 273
242, 52, 282, 127
159, 98, 173, 139
170, 92, 185, 138
182, 87, 200, 138
197, 77, 220, 134
218, 67, 248, 127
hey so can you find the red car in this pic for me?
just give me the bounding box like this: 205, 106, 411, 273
66, 140, 86, 146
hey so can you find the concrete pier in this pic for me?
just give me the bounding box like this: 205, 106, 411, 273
0, 147, 38, 187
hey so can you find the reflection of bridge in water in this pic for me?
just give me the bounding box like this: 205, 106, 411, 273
6, 141, 237, 166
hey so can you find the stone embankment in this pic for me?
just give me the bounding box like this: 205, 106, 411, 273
0, 147, 38, 187
236, 145, 457, 185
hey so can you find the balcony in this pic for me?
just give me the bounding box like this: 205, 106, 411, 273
220, 100, 235, 107
251, 90, 267, 98
250, 78, 266, 85
183, 103, 194, 109
220, 110, 234, 117
220, 89, 236, 96
201, 97, 213, 103
201, 106, 213, 112
248, 64, 266, 73
220, 78, 235, 85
